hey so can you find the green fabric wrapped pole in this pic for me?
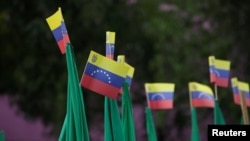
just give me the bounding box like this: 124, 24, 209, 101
58, 43, 90, 141
145, 107, 158, 141
190, 107, 200, 141
0, 130, 4, 141
121, 81, 136, 141
214, 100, 226, 125
104, 97, 125, 141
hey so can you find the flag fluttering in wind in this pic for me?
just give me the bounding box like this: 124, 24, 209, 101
145, 83, 175, 109
80, 50, 129, 99
145, 107, 158, 141
106, 31, 115, 59
58, 44, 90, 141
46, 7, 70, 54
188, 82, 214, 108
121, 81, 136, 141
117, 55, 135, 89
190, 107, 201, 141
208, 56, 231, 87
0, 131, 4, 141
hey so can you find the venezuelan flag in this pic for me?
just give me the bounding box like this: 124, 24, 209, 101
189, 82, 214, 108
80, 50, 129, 99
46, 7, 70, 54
231, 77, 241, 105
208, 56, 216, 83
106, 31, 115, 59
124, 63, 134, 88
145, 83, 175, 109
117, 55, 135, 88
214, 58, 231, 87
238, 81, 250, 107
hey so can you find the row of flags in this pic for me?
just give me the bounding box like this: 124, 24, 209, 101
45, 7, 249, 141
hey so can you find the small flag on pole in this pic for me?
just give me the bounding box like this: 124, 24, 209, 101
188, 82, 214, 108
232, 79, 250, 124
238, 81, 250, 107
231, 77, 250, 106
103, 31, 125, 141
117, 55, 135, 89
106, 31, 115, 59
145, 83, 175, 109
208, 56, 230, 87
46, 7, 70, 54
231, 77, 241, 105
80, 50, 129, 99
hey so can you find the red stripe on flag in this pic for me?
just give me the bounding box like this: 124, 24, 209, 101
81, 74, 120, 99
246, 99, 250, 107
210, 73, 216, 83
233, 94, 240, 105
57, 40, 66, 54
192, 99, 214, 108
63, 34, 70, 44
148, 100, 173, 109
106, 54, 114, 59
215, 77, 229, 87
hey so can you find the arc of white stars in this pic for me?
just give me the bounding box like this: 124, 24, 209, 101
91, 69, 112, 84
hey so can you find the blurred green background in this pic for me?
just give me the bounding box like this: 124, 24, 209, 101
1, 0, 250, 140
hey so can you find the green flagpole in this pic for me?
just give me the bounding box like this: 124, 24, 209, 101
59, 43, 90, 141
213, 85, 226, 125
104, 97, 125, 141
190, 107, 200, 141
145, 107, 158, 141
121, 81, 136, 141
0, 130, 4, 141
214, 100, 226, 125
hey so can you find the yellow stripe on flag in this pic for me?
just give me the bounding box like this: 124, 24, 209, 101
145, 83, 175, 93
189, 82, 214, 96
126, 63, 134, 78
215, 59, 230, 70
87, 50, 129, 77
117, 55, 134, 78
106, 31, 115, 44
46, 7, 63, 31
208, 56, 215, 66
117, 55, 125, 64
231, 77, 238, 87
238, 81, 249, 92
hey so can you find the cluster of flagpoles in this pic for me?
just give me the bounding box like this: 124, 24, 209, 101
44, 7, 250, 141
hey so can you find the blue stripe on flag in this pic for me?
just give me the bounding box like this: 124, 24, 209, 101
84, 63, 124, 88
148, 92, 173, 100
